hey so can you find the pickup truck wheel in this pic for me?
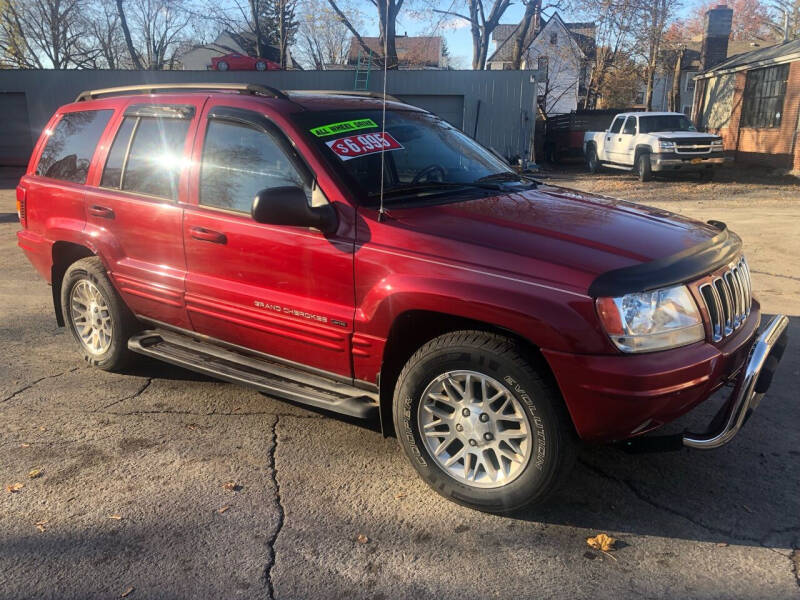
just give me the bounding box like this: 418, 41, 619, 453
636, 152, 653, 182
586, 148, 600, 173
61, 257, 139, 372
393, 331, 578, 513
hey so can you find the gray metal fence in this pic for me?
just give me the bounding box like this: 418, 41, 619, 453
0, 69, 537, 166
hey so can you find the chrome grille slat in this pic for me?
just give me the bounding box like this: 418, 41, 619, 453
697, 257, 752, 343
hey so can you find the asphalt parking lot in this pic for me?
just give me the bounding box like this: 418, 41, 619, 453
1, 166, 798, 599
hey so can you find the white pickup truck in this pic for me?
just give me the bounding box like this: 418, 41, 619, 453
583, 112, 725, 181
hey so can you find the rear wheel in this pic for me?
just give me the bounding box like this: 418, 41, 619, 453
61, 257, 139, 372
636, 152, 652, 182
216, 60, 229, 71
586, 147, 600, 173
255, 60, 267, 71
393, 331, 579, 513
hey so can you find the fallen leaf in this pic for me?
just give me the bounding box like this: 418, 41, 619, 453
222, 481, 241, 492
742, 504, 753, 514
586, 533, 616, 553
356, 534, 369, 544
217, 505, 230, 514
186, 424, 197, 431
394, 493, 407, 499
6, 482, 24, 493
39, 426, 46, 431
120, 587, 134, 598
716, 542, 729, 547
20, 443, 30, 448
28, 467, 43, 479
108, 514, 123, 520
35, 519, 48, 532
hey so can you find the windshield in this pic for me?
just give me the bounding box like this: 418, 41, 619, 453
638, 115, 697, 133
292, 109, 518, 203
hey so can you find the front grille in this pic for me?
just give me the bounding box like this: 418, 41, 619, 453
675, 143, 712, 154
697, 257, 752, 342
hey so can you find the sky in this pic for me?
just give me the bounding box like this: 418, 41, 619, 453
351, 0, 699, 68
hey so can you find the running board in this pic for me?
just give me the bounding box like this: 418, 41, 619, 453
127, 330, 378, 419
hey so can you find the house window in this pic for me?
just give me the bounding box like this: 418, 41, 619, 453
550, 33, 557, 45
685, 72, 696, 92
538, 56, 549, 79
635, 91, 645, 105
741, 64, 789, 128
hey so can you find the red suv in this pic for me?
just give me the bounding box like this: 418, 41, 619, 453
17, 84, 788, 512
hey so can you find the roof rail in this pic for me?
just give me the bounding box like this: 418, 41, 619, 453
285, 89, 403, 103
75, 83, 288, 103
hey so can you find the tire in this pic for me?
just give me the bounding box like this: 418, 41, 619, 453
586, 147, 600, 173
392, 331, 579, 513
216, 60, 229, 71
636, 152, 652, 182
255, 60, 267, 71
61, 257, 139, 372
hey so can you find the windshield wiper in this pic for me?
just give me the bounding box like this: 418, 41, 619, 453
474, 172, 538, 186
368, 181, 505, 198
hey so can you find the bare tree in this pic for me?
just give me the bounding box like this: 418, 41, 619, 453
768, 0, 800, 39
0, 0, 90, 68
295, 0, 359, 68
633, 0, 681, 110
79, 0, 128, 68
114, 0, 144, 68
432, 0, 512, 70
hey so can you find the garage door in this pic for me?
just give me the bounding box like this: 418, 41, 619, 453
397, 95, 464, 129
0, 93, 33, 166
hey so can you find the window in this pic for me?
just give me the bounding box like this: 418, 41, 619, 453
36, 110, 113, 183
537, 56, 549, 80
685, 72, 696, 92
609, 116, 625, 134
634, 92, 645, 105
200, 119, 307, 213
638, 114, 696, 133
741, 64, 789, 128
622, 117, 637, 135
550, 33, 557, 45
100, 111, 191, 200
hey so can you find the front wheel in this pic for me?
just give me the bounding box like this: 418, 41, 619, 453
216, 60, 229, 71
255, 60, 267, 71
636, 152, 652, 182
392, 331, 579, 513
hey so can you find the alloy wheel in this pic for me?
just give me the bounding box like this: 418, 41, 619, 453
417, 370, 532, 488
69, 279, 113, 355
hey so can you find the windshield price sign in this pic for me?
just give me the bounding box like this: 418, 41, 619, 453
325, 132, 403, 161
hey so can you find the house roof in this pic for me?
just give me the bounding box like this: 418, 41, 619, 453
488, 14, 596, 64
679, 39, 769, 71
347, 36, 442, 67
696, 38, 800, 78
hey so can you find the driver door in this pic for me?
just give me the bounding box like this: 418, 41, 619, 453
182, 102, 356, 377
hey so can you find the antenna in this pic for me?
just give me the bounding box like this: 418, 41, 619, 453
377, 0, 390, 222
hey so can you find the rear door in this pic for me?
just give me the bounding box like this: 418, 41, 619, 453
85, 97, 204, 329
182, 101, 356, 377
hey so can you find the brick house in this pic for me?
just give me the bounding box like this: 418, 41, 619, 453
692, 38, 800, 170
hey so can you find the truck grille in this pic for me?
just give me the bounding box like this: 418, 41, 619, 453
675, 143, 712, 154
697, 257, 752, 342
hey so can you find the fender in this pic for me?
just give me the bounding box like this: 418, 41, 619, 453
352, 273, 611, 384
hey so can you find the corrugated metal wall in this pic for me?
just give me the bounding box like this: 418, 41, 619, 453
0, 69, 537, 165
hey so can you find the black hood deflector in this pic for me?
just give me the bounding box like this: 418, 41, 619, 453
588, 220, 741, 297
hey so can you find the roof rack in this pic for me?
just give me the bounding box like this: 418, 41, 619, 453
75, 83, 288, 103
285, 89, 403, 103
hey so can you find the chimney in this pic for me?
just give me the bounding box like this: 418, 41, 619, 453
701, 5, 733, 71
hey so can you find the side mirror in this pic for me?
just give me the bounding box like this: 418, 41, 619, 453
251, 186, 338, 235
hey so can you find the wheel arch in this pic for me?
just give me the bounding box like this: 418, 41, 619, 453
377, 310, 546, 437
634, 144, 653, 158
50, 242, 97, 326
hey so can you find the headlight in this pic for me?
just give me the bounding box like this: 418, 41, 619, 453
711, 139, 723, 148
658, 140, 675, 151
596, 285, 705, 353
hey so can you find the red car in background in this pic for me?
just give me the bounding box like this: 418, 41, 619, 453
210, 53, 280, 71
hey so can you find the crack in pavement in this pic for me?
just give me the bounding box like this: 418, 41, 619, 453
750, 269, 800, 283
97, 378, 153, 410
0, 367, 84, 404
263, 415, 285, 600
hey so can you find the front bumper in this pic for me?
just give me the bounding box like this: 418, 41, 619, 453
681, 314, 788, 449
543, 305, 788, 443
651, 151, 726, 172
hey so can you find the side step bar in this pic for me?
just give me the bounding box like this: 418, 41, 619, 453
128, 330, 378, 419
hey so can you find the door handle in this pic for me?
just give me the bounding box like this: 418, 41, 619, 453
190, 226, 227, 244
606, 136, 611, 141
88, 205, 114, 219
618, 137, 623, 141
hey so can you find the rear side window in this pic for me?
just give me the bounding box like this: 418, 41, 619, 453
199, 119, 307, 213
100, 107, 192, 200
36, 110, 113, 183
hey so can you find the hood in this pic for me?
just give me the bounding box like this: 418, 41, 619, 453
651, 131, 721, 141
385, 184, 723, 293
